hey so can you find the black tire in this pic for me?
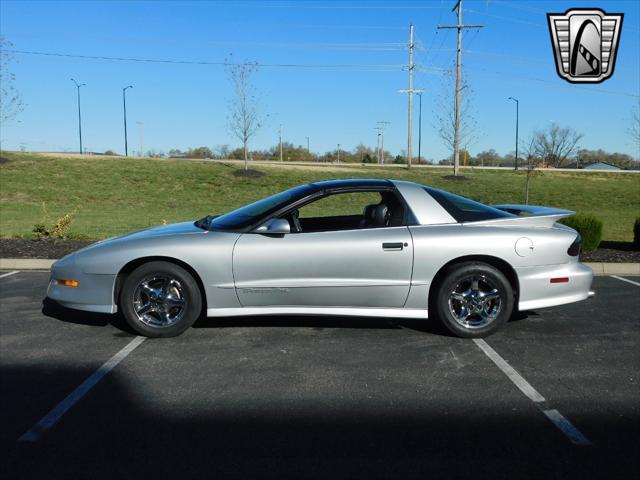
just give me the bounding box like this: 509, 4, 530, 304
119, 261, 202, 338
434, 262, 513, 338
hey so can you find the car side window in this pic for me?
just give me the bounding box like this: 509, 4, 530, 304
287, 190, 405, 233
298, 191, 381, 219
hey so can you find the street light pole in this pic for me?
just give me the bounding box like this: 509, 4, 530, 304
122, 85, 133, 156
508, 96, 519, 170
70, 78, 85, 155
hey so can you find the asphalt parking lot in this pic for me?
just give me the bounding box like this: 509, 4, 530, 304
1, 272, 639, 480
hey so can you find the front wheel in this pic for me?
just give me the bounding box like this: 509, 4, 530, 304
434, 262, 514, 338
120, 261, 202, 338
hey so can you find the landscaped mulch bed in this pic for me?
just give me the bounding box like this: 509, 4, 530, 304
579, 241, 640, 263
0, 239, 93, 259
1, 238, 638, 262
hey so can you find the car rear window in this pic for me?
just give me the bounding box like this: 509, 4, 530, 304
423, 187, 516, 223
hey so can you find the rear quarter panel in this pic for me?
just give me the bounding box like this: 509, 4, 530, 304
407, 223, 579, 308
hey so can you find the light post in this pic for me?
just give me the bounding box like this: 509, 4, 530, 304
123, 85, 133, 156
70, 78, 85, 155
508, 96, 519, 170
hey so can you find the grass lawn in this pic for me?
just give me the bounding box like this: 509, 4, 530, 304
1, 152, 638, 241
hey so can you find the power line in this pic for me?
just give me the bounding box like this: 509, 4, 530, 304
203, 1, 451, 10
3, 49, 404, 71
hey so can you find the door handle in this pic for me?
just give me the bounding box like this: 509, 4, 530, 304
382, 242, 406, 251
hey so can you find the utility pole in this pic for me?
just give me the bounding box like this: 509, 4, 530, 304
374, 128, 382, 163
508, 97, 519, 170
337, 143, 340, 163
397, 24, 418, 168
438, 0, 483, 176
136, 121, 144, 157
306, 136, 310, 153
70, 79, 85, 155
377, 121, 390, 164
279, 124, 283, 161
122, 85, 133, 156
417, 90, 424, 164
407, 24, 414, 168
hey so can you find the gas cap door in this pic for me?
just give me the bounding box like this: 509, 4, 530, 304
515, 237, 534, 257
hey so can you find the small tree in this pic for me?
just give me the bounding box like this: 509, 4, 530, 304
475, 149, 502, 167
531, 123, 583, 167
188, 146, 213, 158
433, 67, 479, 174
213, 144, 230, 159
0, 36, 25, 129
226, 59, 262, 171
522, 135, 545, 205
629, 106, 640, 158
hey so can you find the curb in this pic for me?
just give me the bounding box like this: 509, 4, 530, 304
584, 262, 640, 275
1, 258, 638, 276
0, 258, 55, 270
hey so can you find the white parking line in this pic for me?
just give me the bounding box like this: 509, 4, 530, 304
473, 338, 592, 446
543, 409, 592, 446
0, 270, 20, 279
610, 275, 640, 287
473, 339, 545, 403
17, 336, 146, 443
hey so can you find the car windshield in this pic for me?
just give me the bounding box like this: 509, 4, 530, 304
424, 187, 516, 222
207, 184, 316, 231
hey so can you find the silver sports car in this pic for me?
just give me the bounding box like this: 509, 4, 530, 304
47, 179, 593, 338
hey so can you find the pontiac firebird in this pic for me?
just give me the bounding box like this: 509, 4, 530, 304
47, 179, 593, 338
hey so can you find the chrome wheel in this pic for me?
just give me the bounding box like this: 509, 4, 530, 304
132, 275, 187, 328
447, 274, 502, 329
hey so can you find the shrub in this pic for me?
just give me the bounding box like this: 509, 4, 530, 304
634, 218, 640, 248
32, 202, 79, 240
559, 213, 603, 252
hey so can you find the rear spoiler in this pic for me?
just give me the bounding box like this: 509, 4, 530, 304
464, 204, 576, 228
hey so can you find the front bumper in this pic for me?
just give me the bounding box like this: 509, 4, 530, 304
516, 261, 593, 311
46, 254, 117, 314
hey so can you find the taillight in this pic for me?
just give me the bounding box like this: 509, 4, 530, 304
567, 234, 581, 256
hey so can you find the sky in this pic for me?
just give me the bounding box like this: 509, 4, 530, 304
1, 0, 639, 160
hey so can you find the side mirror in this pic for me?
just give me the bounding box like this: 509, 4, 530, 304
254, 217, 290, 234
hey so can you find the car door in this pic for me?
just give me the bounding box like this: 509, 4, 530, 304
232, 190, 413, 308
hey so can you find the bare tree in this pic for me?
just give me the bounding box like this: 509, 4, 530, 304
521, 134, 546, 205
531, 123, 583, 168
226, 59, 262, 171
0, 36, 25, 127
433, 68, 479, 162
213, 144, 230, 159
629, 105, 640, 158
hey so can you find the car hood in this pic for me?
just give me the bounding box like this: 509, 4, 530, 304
74, 221, 206, 255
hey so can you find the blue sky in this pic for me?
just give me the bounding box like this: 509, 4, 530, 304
1, 0, 639, 159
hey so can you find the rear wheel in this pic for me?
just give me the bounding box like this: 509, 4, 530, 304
434, 262, 513, 338
120, 261, 202, 338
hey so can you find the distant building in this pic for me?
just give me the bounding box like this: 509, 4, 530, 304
565, 161, 623, 170
582, 161, 622, 171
